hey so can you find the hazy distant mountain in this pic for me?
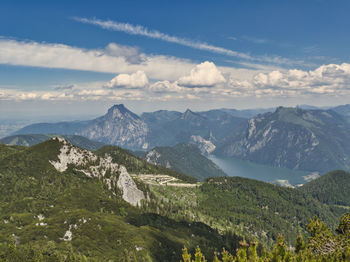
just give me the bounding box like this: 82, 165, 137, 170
215, 107, 350, 173
219, 107, 275, 118
0, 134, 105, 151
13, 104, 350, 156
144, 109, 247, 148
331, 104, 350, 117
141, 110, 182, 126
13, 120, 90, 135
138, 143, 227, 181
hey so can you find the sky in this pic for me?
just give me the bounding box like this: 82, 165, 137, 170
1, 0, 350, 119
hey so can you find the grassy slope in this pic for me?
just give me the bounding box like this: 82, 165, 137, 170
147, 176, 339, 247
0, 140, 347, 259
0, 140, 227, 261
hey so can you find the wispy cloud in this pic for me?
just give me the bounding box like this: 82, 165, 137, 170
73, 17, 252, 60
73, 17, 308, 67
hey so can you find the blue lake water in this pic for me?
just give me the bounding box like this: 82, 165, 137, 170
208, 155, 311, 185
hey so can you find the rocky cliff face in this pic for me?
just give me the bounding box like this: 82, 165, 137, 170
190, 135, 216, 155
77, 104, 149, 150
49, 137, 145, 206
216, 107, 350, 173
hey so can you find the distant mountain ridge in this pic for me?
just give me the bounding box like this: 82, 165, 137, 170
13, 104, 247, 151
136, 143, 227, 181
215, 107, 350, 173
0, 134, 105, 151
12, 104, 350, 174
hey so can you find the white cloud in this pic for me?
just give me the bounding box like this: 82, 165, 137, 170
3, 62, 350, 103
148, 80, 184, 93
229, 63, 350, 96
0, 38, 195, 81
178, 61, 226, 87
105, 71, 149, 88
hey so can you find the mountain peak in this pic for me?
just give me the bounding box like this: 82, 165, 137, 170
108, 104, 127, 114
181, 109, 202, 120
107, 104, 140, 120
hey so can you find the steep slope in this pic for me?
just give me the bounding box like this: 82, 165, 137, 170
95, 145, 197, 183
77, 104, 149, 150
145, 109, 247, 149
215, 107, 350, 173
140, 143, 227, 181
300, 170, 350, 206
0, 134, 105, 151
0, 139, 232, 261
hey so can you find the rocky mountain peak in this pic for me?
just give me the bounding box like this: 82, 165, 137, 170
78, 105, 149, 149
181, 109, 204, 121
107, 104, 140, 120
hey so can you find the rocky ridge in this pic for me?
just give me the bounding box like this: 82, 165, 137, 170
49, 137, 145, 206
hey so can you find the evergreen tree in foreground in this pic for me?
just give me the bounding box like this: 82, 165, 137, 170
182, 213, 350, 262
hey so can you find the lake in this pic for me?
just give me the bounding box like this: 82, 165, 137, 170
208, 155, 313, 186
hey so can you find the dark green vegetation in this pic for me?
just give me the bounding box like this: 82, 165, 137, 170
0, 139, 349, 261
95, 145, 197, 183
148, 176, 340, 248
0, 139, 232, 261
183, 213, 350, 261
137, 143, 226, 181
0, 134, 105, 151
216, 107, 350, 173
300, 170, 350, 206
0, 143, 23, 160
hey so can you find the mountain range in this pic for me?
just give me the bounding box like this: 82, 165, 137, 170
10, 104, 350, 175
215, 107, 350, 173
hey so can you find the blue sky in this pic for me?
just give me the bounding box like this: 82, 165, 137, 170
1, 0, 350, 118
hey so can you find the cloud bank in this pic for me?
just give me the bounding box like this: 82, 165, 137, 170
2, 62, 350, 103
0, 38, 195, 81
